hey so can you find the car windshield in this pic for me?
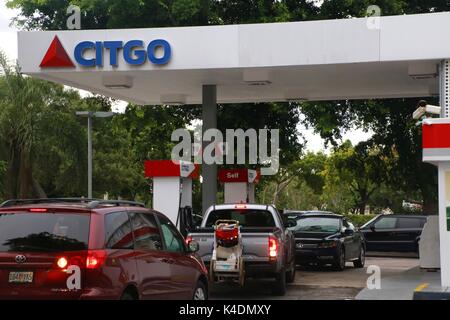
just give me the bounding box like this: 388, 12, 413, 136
0, 212, 90, 252
205, 209, 275, 228
291, 216, 341, 233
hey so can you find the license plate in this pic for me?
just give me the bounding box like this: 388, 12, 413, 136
8, 271, 33, 283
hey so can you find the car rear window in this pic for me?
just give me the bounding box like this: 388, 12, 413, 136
205, 209, 275, 227
292, 217, 341, 233
0, 212, 90, 252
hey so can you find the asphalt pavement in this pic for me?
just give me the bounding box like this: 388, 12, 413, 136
210, 256, 421, 300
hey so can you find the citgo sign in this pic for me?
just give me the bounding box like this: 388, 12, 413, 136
40, 36, 171, 68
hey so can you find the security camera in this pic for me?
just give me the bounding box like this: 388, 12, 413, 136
413, 100, 441, 120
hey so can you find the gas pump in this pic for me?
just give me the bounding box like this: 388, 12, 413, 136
144, 160, 199, 236
422, 118, 450, 286
218, 168, 260, 203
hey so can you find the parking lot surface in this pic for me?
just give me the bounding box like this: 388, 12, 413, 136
210, 256, 420, 300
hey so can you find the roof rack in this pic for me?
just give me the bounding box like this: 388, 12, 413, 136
0, 198, 145, 209
87, 200, 145, 209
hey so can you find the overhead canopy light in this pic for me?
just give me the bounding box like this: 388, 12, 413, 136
160, 94, 187, 105
408, 62, 438, 80
285, 97, 308, 103
103, 75, 133, 89
284, 91, 308, 102
243, 69, 271, 86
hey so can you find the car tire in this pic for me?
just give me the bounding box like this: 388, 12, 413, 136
120, 292, 136, 300
272, 270, 287, 296
353, 246, 365, 268
193, 281, 208, 300
333, 247, 346, 271
286, 259, 296, 283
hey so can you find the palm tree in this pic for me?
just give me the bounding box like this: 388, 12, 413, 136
0, 50, 47, 198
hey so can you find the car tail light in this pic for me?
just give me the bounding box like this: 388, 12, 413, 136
185, 235, 193, 245
269, 236, 278, 259
86, 250, 107, 269
235, 204, 247, 209
52, 252, 84, 270
29, 208, 48, 212
57, 257, 68, 269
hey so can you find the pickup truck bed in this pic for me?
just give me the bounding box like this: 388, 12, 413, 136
187, 204, 296, 295
190, 227, 281, 275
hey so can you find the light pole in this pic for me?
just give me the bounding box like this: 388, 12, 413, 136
76, 111, 114, 198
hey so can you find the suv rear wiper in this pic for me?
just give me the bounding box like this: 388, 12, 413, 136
11, 244, 58, 252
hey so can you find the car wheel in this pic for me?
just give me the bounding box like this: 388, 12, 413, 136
272, 270, 287, 296
333, 247, 346, 271
286, 259, 296, 283
193, 281, 208, 300
353, 246, 365, 268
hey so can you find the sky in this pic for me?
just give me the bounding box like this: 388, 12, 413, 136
0, 0, 18, 62
0, 0, 373, 153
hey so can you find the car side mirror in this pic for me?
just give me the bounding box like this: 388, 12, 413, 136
344, 229, 354, 236
187, 240, 200, 253
284, 219, 296, 228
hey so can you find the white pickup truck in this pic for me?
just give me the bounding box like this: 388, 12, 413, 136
186, 203, 296, 295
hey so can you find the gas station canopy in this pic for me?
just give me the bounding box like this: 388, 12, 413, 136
17, 12, 450, 105
16, 11, 450, 290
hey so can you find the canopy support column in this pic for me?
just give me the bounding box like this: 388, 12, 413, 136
438, 60, 450, 287
440, 60, 450, 118
202, 85, 217, 214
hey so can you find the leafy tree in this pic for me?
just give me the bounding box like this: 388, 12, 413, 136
300, 98, 438, 214
32, 86, 87, 197
0, 51, 48, 198
6, 0, 218, 30
217, 102, 303, 205
323, 140, 388, 214
0, 51, 89, 198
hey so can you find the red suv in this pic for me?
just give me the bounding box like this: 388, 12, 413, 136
0, 198, 208, 300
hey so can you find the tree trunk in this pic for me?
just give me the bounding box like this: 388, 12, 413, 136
272, 183, 280, 205
5, 143, 21, 199
357, 190, 369, 215
18, 152, 33, 198
32, 177, 47, 198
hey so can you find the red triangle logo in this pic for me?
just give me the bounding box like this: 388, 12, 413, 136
40, 36, 75, 68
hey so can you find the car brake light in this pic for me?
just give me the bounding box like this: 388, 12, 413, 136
29, 208, 47, 212
57, 257, 68, 269
269, 236, 278, 258
185, 235, 193, 245
235, 204, 247, 209
86, 250, 107, 269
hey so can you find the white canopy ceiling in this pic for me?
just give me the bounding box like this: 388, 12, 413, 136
18, 12, 450, 104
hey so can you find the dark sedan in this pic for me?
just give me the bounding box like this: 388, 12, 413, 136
360, 214, 427, 252
285, 212, 366, 271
